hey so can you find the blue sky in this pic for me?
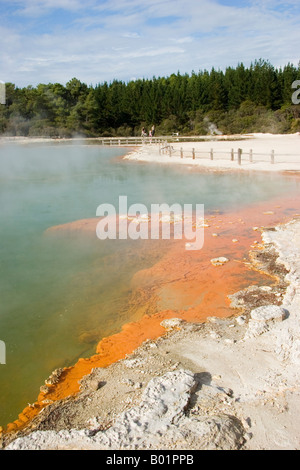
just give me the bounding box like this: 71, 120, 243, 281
0, 0, 299, 87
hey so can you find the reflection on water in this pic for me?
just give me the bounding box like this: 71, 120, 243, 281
0, 142, 299, 426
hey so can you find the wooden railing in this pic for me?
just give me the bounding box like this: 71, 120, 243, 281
158, 144, 296, 165
91, 134, 249, 147
70, 135, 298, 165
94, 137, 164, 146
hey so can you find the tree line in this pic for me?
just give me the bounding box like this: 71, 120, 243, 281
1, 59, 300, 137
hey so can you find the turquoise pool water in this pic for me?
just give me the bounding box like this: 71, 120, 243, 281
0, 141, 299, 426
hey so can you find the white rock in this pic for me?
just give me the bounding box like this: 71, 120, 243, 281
160, 318, 184, 330
224, 338, 234, 344
207, 316, 218, 323
259, 286, 272, 292
290, 339, 300, 364
244, 320, 269, 339
236, 315, 247, 325
244, 305, 288, 340
211, 257, 229, 266
123, 358, 144, 369
250, 305, 287, 323
134, 382, 142, 389
210, 331, 221, 340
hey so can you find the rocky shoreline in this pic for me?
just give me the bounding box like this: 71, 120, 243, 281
2, 217, 300, 450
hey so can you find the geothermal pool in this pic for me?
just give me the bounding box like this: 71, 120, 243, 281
0, 141, 299, 427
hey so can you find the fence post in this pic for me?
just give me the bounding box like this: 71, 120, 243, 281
271, 150, 275, 164
249, 149, 253, 162
210, 149, 213, 160
238, 148, 242, 165
192, 148, 195, 160
169, 146, 172, 158
231, 149, 234, 161
180, 147, 183, 159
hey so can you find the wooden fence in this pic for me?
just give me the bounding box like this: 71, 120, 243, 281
159, 144, 278, 165
94, 137, 164, 146
88, 136, 298, 165
90, 134, 247, 147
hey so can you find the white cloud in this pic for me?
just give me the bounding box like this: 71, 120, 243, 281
8, 0, 87, 16
1, 0, 299, 86
124, 46, 185, 59
122, 32, 141, 38
171, 37, 194, 44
